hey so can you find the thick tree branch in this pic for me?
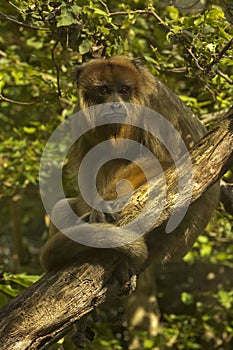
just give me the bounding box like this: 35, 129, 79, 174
0, 112, 232, 350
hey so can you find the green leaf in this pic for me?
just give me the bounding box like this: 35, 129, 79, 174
0, 285, 20, 297
167, 6, 179, 20
196, 301, 204, 313
57, 4, 81, 27
143, 338, 154, 348
93, 8, 108, 16
23, 126, 36, 134
197, 235, 209, 244
79, 39, 92, 55
4, 273, 40, 288
218, 290, 233, 309
200, 244, 212, 257
181, 292, 194, 305
26, 37, 43, 50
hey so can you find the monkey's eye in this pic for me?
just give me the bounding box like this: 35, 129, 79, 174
119, 86, 131, 96
97, 85, 110, 96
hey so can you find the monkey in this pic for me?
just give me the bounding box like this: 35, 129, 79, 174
40, 56, 219, 274
40, 56, 220, 348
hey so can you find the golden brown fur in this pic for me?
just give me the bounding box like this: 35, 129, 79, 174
40, 56, 219, 271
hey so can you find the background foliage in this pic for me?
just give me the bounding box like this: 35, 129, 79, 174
0, 0, 232, 349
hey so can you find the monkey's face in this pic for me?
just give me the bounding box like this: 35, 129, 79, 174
76, 57, 145, 106
75, 57, 147, 142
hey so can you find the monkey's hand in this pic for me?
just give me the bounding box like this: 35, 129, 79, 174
75, 203, 116, 224
88, 192, 132, 224
89, 201, 118, 224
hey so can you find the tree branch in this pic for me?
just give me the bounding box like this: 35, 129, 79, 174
0, 111, 232, 350
0, 11, 49, 31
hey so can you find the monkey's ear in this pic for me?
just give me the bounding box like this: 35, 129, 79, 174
131, 57, 143, 71
73, 64, 87, 86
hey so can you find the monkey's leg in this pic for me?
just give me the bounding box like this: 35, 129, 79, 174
72, 314, 96, 349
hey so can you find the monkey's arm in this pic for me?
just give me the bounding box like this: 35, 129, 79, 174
40, 224, 148, 272
40, 196, 148, 272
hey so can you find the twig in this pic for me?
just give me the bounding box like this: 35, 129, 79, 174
210, 38, 233, 68
200, 108, 229, 124
51, 40, 62, 97
0, 93, 41, 105
215, 67, 233, 84
0, 11, 49, 31
8, 1, 23, 12
99, 0, 110, 15
109, 8, 170, 33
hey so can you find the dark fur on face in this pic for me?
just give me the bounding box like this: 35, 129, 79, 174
75, 56, 152, 108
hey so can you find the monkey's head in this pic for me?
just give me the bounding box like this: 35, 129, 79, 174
74, 56, 154, 143
70, 56, 190, 188
75, 56, 149, 107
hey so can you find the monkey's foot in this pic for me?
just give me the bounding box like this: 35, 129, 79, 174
71, 327, 95, 349
113, 259, 138, 296
122, 274, 137, 295
72, 315, 95, 349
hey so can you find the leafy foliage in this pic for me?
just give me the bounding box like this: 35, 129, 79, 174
0, 272, 40, 307
0, 1, 232, 197
0, 0, 232, 349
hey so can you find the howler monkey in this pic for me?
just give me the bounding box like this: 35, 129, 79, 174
40, 56, 219, 273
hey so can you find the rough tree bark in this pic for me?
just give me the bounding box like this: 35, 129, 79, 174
0, 112, 232, 350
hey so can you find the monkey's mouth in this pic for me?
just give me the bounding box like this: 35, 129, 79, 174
101, 113, 128, 123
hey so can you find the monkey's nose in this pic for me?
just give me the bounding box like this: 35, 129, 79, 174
110, 102, 127, 115
111, 102, 123, 109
